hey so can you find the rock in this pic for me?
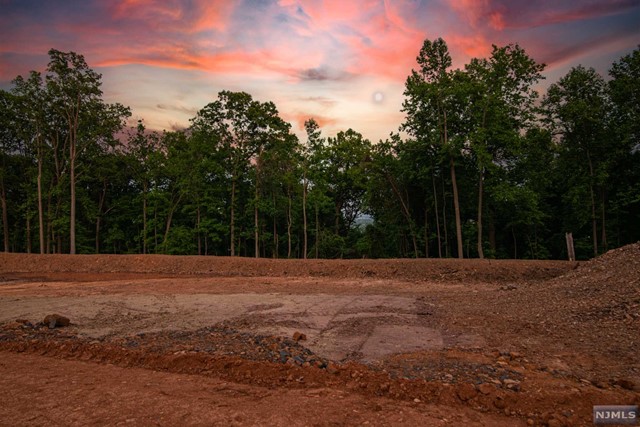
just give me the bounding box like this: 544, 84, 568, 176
614, 379, 638, 391
527, 419, 534, 426
502, 379, 520, 388
293, 331, 307, 341
413, 398, 421, 403
547, 419, 562, 427
456, 383, 478, 401
2, 321, 23, 330
326, 363, 339, 375
478, 383, 495, 395
493, 397, 506, 409
43, 314, 70, 328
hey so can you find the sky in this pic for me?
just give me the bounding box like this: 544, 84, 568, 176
1, 0, 639, 142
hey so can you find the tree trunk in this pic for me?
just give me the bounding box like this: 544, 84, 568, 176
37, 151, 45, 254
287, 189, 293, 258
441, 175, 449, 258
302, 171, 308, 259
142, 181, 147, 254
424, 202, 429, 258
432, 173, 442, 258
0, 181, 8, 252
69, 103, 79, 255
477, 167, 484, 259
197, 205, 201, 255
46, 186, 53, 254
230, 177, 236, 257
70, 146, 76, 254
315, 203, 319, 259
450, 157, 463, 259
385, 172, 418, 258
587, 153, 598, 257
272, 192, 278, 258
162, 193, 182, 253
95, 180, 107, 254
601, 190, 607, 252
154, 199, 158, 252
254, 179, 259, 259
26, 212, 31, 253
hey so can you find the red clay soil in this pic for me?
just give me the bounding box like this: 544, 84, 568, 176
0, 246, 638, 426
0, 252, 571, 282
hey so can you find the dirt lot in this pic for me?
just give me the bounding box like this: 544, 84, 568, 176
1, 247, 639, 426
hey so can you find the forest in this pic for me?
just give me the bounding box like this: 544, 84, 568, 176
0, 39, 638, 260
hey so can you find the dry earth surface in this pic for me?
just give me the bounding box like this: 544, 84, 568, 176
0, 245, 639, 426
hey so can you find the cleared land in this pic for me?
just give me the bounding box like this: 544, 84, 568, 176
0, 247, 639, 426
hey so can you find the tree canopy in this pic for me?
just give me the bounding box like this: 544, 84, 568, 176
1, 45, 638, 260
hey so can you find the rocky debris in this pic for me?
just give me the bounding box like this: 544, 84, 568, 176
499, 285, 518, 291
478, 383, 495, 395
0, 252, 572, 283
613, 378, 638, 391
502, 378, 521, 391
292, 331, 307, 342
456, 383, 477, 401
43, 314, 70, 328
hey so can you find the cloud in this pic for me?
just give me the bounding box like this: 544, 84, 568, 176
284, 111, 339, 132
1, 0, 639, 143
297, 67, 353, 82
156, 103, 198, 115
300, 96, 337, 107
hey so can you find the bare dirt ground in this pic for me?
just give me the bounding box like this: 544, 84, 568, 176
0, 247, 638, 426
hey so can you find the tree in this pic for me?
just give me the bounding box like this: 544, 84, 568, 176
0, 90, 19, 252
45, 49, 130, 254
402, 38, 466, 258
608, 46, 640, 247
324, 129, 371, 238
126, 120, 160, 254
543, 66, 609, 257
301, 119, 322, 259
11, 72, 49, 253
190, 91, 291, 257
465, 44, 544, 258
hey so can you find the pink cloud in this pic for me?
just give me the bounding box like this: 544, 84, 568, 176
284, 111, 339, 131
108, 0, 235, 33
446, 0, 638, 31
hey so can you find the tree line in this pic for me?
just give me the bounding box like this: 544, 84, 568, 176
1, 41, 638, 259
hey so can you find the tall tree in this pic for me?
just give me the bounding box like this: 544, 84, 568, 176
543, 66, 609, 257
190, 91, 291, 257
403, 38, 465, 258
11, 72, 48, 253
324, 129, 371, 237
607, 46, 640, 248
0, 90, 19, 252
465, 44, 544, 258
45, 49, 130, 254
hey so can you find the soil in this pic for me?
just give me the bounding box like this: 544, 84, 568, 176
0, 246, 638, 426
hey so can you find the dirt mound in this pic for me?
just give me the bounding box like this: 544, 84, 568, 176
0, 253, 571, 283
549, 242, 640, 322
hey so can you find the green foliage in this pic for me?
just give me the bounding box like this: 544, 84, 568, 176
1, 46, 639, 259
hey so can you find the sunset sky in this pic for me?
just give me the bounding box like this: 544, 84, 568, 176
1, 0, 639, 142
